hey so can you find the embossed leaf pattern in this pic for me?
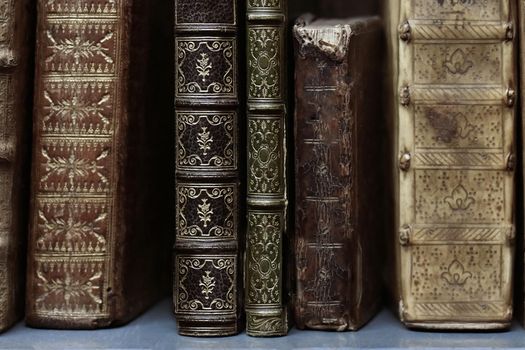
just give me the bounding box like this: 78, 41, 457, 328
177, 114, 235, 168
444, 48, 474, 75
249, 119, 282, 194
249, 28, 280, 99
46, 31, 114, 64
44, 91, 110, 125
197, 126, 213, 156
41, 149, 109, 187
248, 213, 281, 304
196, 53, 212, 83
178, 186, 235, 237
441, 259, 472, 286
199, 271, 216, 300
177, 41, 234, 95
177, 258, 235, 311
249, 315, 283, 332
197, 198, 213, 228
38, 209, 107, 245
36, 270, 103, 306
444, 184, 475, 211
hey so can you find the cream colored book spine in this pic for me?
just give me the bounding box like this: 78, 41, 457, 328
388, 0, 517, 330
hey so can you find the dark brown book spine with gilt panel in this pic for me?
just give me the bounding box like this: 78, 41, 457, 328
174, 0, 243, 337
0, 0, 34, 332
293, 15, 384, 331
27, 0, 169, 329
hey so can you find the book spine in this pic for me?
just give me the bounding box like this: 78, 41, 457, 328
518, 0, 525, 327
246, 0, 289, 337
293, 16, 384, 332
395, 0, 516, 329
0, 0, 33, 331
174, 0, 242, 337
293, 21, 355, 331
27, 0, 126, 328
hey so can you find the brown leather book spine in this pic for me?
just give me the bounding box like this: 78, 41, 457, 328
174, 0, 243, 337
318, 1, 378, 17
27, 0, 169, 329
0, 0, 34, 332
293, 15, 383, 331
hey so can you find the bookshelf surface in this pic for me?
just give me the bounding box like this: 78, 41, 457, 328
0, 299, 524, 349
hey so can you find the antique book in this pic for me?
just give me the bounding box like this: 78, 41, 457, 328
27, 0, 171, 329
385, 0, 517, 329
318, 1, 378, 17
518, 0, 525, 328
246, 0, 290, 337
293, 15, 384, 331
0, 0, 34, 332
174, 0, 243, 337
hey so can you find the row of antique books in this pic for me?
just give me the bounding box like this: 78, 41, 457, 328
0, 0, 524, 339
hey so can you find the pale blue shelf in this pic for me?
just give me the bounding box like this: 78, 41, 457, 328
0, 299, 524, 349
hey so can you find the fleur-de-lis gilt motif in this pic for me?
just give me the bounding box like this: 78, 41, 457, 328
441, 259, 472, 286
199, 271, 216, 300
444, 184, 475, 211
36, 270, 103, 306
41, 149, 109, 187
46, 31, 114, 65
44, 91, 110, 125
444, 48, 474, 75
197, 126, 213, 155
196, 53, 212, 83
38, 208, 107, 245
197, 198, 213, 228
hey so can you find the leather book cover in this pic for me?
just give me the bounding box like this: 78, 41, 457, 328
385, 0, 517, 330
318, 1, 378, 18
245, 0, 290, 337
293, 15, 384, 331
174, 0, 243, 337
0, 0, 35, 332
26, 0, 172, 329
518, 0, 525, 328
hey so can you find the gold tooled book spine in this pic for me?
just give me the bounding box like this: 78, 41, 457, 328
27, 0, 169, 328
174, 0, 243, 337
245, 0, 290, 337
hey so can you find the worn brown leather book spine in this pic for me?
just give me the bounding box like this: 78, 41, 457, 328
0, 0, 34, 332
293, 15, 383, 331
386, 0, 517, 330
318, 1, 378, 18
174, 0, 243, 337
27, 0, 170, 329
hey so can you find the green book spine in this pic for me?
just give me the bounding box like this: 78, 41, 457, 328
245, 0, 289, 337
